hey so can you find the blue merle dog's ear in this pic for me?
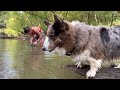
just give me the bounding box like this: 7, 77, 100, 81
44, 20, 51, 26
53, 14, 65, 28
54, 14, 62, 23
53, 14, 69, 32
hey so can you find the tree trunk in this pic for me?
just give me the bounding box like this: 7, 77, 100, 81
87, 12, 90, 24
110, 12, 115, 27
94, 12, 98, 24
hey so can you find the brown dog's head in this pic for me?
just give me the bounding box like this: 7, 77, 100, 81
42, 14, 75, 54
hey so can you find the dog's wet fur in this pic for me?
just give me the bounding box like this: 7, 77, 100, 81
42, 14, 120, 79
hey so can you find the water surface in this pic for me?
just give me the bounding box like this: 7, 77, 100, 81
0, 39, 85, 79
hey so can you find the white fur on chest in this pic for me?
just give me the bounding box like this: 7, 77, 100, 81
56, 48, 91, 65
72, 50, 102, 78
72, 50, 91, 65
56, 48, 102, 78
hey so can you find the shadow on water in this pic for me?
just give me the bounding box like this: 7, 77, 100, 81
0, 39, 85, 79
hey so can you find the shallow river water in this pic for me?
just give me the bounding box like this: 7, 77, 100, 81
0, 39, 85, 79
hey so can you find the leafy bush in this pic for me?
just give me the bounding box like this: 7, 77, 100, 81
4, 28, 18, 36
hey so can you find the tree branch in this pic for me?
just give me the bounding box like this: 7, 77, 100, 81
25, 11, 49, 21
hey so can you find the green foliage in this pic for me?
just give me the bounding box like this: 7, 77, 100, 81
4, 28, 18, 36
0, 11, 120, 36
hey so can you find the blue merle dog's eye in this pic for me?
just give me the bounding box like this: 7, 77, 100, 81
50, 34, 54, 38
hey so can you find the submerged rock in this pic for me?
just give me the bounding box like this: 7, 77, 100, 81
64, 65, 120, 79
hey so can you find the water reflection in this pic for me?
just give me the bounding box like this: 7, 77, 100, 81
0, 39, 83, 79
0, 39, 24, 79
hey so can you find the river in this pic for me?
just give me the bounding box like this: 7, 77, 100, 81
0, 39, 85, 79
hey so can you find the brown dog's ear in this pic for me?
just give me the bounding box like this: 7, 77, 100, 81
44, 20, 51, 26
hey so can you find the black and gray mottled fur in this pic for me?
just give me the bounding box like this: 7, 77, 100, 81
71, 21, 120, 61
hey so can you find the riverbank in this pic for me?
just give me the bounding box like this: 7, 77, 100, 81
0, 36, 17, 39
0, 36, 26, 40
64, 65, 120, 79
